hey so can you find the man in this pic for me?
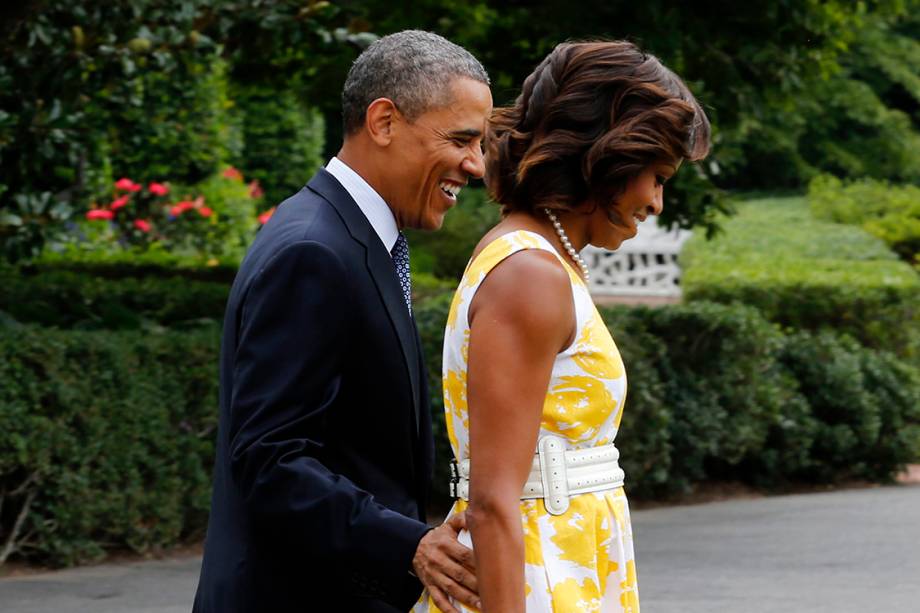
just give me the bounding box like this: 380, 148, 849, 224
193, 31, 492, 613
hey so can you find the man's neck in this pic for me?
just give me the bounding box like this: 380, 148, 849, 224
336, 140, 389, 204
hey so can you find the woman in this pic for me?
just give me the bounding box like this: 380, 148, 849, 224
416, 41, 710, 613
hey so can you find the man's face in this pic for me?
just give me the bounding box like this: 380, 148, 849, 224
386, 77, 493, 230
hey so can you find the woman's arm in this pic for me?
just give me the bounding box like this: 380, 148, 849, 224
465, 249, 575, 613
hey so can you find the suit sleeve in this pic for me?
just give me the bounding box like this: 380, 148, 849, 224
228, 239, 429, 604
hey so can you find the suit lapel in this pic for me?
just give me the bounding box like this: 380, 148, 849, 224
306, 169, 422, 436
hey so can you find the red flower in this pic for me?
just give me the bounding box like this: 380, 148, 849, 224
169, 200, 195, 216
115, 177, 142, 192
86, 209, 114, 221
222, 167, 243, 182
248, 180, 264, 199
258, 207, 276, 225
110, 195, 130, 211
134, 219, 152, 233
148, 182, 169, 196
198, 206, 213, 217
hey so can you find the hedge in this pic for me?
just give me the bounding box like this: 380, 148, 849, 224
417, 297, 920, 506
681, 196, 920, 362
4, 291, 919, 566
0, 324, 219, 566
0, 266, 230, 330
808, 174, 920, 266
230, 85, 325, 210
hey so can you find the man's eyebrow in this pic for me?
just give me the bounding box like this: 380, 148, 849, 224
447, 129, 483, 138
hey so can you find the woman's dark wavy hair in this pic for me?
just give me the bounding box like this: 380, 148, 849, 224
485, 41, 711, 215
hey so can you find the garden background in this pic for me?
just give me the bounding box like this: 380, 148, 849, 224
1, 0, 919, 568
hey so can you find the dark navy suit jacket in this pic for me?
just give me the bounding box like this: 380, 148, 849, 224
193, 169, 434, 612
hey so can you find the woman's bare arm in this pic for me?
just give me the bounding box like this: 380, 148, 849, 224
465, 249, 575, 613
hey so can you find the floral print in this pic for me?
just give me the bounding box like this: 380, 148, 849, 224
415, 231, 639, 612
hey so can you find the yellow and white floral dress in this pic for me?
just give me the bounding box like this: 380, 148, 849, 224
414, 230, 639, 613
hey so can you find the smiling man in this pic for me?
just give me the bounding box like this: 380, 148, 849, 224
193, 31, 491, 613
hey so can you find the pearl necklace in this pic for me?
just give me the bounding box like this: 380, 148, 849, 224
544, 208, 590, 282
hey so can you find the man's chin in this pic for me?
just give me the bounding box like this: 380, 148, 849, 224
421, 212, 448, 231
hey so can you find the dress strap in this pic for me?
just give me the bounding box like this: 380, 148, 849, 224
462, 230, 582, 289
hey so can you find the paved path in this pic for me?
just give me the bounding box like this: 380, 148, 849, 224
2, 484, 918, 612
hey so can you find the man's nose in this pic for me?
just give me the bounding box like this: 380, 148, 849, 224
462, 147, 486, 179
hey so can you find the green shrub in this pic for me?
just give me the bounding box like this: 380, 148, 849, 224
0, 325, 219, 566
0, 266, 230, 330
808, 174, 920, 265
3, 290, 919, 565
417, 294, 920, 504
682, 196, 920, 361
100, 56, 237, 186
598, 308, 672, 498
413, 293, 454, 511
40, 170, 259, 268
606, 302, 796, 495
0, 2, 239, 261
230, 86, 325, 209
168, 170, 259, 263
32, 250, 239, 282
779, 331, 920, 483
406, 187, 501, 281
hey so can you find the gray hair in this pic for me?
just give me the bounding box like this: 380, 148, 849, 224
342, 30, 489, 134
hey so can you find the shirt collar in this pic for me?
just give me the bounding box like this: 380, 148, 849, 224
325, 156, 399, 252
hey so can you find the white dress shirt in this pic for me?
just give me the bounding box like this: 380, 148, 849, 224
325, 157, 399, 253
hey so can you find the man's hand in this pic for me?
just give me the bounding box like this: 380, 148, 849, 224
412, 512, 480, 613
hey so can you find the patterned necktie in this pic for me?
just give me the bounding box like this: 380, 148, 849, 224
391, 232, 412, 315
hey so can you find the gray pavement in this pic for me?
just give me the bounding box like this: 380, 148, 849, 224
1, 484, 918, 612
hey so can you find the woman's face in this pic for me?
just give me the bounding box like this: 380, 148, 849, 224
585, 160, 680, 250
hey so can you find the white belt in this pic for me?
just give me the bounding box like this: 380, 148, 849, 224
448, 436, 625, 515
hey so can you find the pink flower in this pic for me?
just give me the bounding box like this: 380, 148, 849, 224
169, 200, 195, 216
86, 209, 114, 221
148, 182, 169, 196
115, 177, 142, 192
110, 195, 130, 211
198, 206, 213, 217
222, 167, 243, 182
258, 207, 276, 225
134, 219, 152, 233
248, 180, 264, 199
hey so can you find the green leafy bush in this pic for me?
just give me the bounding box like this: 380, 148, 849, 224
597, 308, 673, 497
99, 56, 237, 186
682, 197, 920, 362
808, 174, 920, 265
0, 325, 219, 566
230, 86, 325, 209
778, 331, 920, 483
406, 187, 501, 281
0, 2, 237, 261
0, 266, 230, 330
416, 294, 920, 505
606, 303, 795, 496
3, 288, 919, 565
41, 170, 259, 267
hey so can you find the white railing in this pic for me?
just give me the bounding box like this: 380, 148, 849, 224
584, 218, 692, 298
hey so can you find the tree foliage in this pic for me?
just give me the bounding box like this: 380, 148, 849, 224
3, 1, 919, 262
346, 0, 920, 226
0, 0, 354, 262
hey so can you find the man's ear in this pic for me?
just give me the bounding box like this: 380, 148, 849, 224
365, 98, 400, 147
